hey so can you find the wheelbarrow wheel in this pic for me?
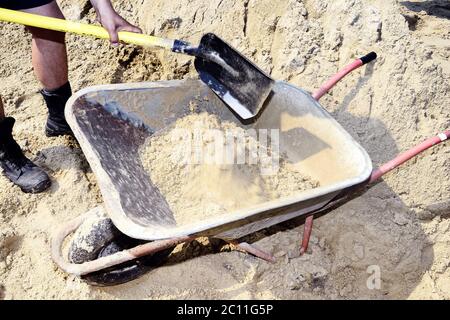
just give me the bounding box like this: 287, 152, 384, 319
68, 209, 174, 286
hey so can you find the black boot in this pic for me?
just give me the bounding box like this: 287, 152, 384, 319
40, 81, 73, 137
0, 117, 51, 193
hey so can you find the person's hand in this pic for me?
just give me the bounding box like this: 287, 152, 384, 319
90, 0, 142, 46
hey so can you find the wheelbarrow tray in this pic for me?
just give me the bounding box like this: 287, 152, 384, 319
65, 80, 372, 241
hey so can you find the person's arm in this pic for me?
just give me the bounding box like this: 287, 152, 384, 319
90, 0, 142, 46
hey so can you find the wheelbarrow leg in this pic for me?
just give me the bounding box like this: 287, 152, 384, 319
228, 240, 276, 263
300, 215, 314, 255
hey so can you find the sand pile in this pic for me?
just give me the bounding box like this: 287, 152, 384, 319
0, 0, 449, 299
140, 112, 319, 225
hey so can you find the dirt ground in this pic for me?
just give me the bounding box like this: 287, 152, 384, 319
0, 0, 449, 299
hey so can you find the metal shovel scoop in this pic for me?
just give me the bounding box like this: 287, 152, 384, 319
0, 8, 274, 120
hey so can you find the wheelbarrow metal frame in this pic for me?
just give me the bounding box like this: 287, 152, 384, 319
53, 52, 449, 276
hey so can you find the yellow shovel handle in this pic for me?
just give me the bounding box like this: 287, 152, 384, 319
0, 7, 174, 49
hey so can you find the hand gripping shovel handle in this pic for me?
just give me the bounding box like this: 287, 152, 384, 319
0, 7, 190, 52
0, 8, 274, 120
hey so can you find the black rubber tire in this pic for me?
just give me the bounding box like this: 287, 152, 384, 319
68, 213, 174, 286
81, 234, 174, 287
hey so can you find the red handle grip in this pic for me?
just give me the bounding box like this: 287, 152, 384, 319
312, 52, 377, 101
369, 130, 450, 183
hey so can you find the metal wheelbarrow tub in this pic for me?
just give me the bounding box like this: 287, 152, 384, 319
65, 80, 372, 241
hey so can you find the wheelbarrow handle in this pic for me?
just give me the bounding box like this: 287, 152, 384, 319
312, 51, 377, 101
0, 7, 178, 50
369, 130, 450, 183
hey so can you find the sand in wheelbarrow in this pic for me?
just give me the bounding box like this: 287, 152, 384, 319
140, 112, 320, 225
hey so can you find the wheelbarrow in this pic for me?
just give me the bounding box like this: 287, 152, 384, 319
52, 53, 449, 286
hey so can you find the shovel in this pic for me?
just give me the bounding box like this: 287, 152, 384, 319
0, 8, 274, 120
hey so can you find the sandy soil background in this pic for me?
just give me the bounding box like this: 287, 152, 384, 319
0, 0, 449, 299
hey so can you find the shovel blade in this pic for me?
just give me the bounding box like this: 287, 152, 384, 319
194, 33, 274, 120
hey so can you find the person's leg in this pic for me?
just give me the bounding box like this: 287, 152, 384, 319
0, 1, 72, 193
23, 1, 68, 90
0, 97, 51, 193
23, 1, 73, 137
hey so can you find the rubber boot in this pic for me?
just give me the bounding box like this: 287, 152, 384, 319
40, 81, 73, 137
0, 117, 51, 193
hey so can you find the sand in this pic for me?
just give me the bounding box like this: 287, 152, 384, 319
0, 0, 449, 299
140, 112, 319, 225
